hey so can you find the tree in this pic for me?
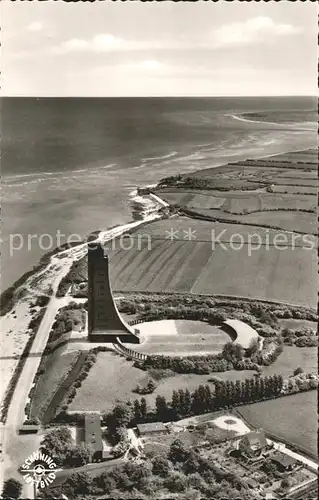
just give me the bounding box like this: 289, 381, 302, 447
40, 427, 73, 464
109, 403, 133, 429
165, 471, 187, 492
246, 338, 259, 357
222, 342, 244, 362
155, 395, 169, 420
168, 439, 189, 463
183, 451, 201, 474
146, 379, 156, 393
293, 367, 304, 376
65, 444, 92, 467
94, 472, 116, 494
152, 456, 172, 477
171, 390, 181, 416
178, 389, 186, 414
133, 399, 142, 422
281, 477, 291, 489
140, 397, 148, 420
2, 478, 23, 499
65, 471, 92, 496
183, 388, 192, 415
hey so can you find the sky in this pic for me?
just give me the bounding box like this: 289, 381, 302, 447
2, 0, 318, 97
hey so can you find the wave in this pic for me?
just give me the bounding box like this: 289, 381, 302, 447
227, 113, 280, 126
2, 163, 118, 187
141, 151, 178, 162
227, 113, 316, 132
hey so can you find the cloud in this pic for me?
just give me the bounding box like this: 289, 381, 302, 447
54, 34, 164, 54
26, 22, 43, 32
212, 17, 302, 47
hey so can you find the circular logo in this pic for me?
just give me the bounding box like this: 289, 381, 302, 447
21, 452, 57, 489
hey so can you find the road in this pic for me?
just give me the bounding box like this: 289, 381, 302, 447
1, 261, 73, 499
0, 213, 162, 498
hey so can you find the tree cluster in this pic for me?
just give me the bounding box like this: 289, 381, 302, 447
134, 379, 157, 395
281, 326, 317, 347
40, 427, 92, 468
2, 478, 23, 499
118, 292, 317, 324
41, 442, 257, 500
103, 375, 284, 436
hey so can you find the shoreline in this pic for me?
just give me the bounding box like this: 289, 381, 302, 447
1, 144, 316, 315
228, 112, 317, 129
1, 145, 316, 402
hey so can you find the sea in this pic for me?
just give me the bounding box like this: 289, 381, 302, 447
1, 96, 317, 290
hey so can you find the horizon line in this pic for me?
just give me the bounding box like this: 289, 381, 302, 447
1, 94, 317, 99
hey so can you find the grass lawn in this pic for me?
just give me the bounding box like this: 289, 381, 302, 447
132, 320, 230, 356
261, 346, 317, 378
236, 391, 318, 459
30, 346, 79, 419
69, 352, 216, 413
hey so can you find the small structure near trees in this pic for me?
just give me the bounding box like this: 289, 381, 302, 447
270, 452, 297, 473
238, 429, 268, 458
137, 422, 168, 437
84, 413, 103, 462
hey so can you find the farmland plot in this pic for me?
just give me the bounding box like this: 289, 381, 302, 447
241, 211, 317, 234
260, 193, 316, 211
191, 245, 317, 307
271, 177, 317, 186
271, 185, 317, 195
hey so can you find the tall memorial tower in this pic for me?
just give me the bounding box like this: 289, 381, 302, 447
88, 243, 140, 343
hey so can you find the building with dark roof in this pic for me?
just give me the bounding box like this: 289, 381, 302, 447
137, 422, 168, 437
270, 452, 297, 472
87, 243, 140, 344
18, 424, 39, 434
84, 413, 103, 461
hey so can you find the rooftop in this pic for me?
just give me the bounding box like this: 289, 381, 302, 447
137, 422, 167, 434
84, 413, 103, 453
241, 429, 267, 449
270, 452, 297, 468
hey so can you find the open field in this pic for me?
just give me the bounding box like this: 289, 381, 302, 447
261, 346, 317, 378
271, 185, 317, 195
69, 352, 217, 412
270, 177, 317, 186
68, 344, 317, 415
239, 211, 317, 234
106, 218, 317, 306
276, 170, 317, 179
30, 346, 79, 419
177, 208, 318, 235
131, 217, 293, 241
236, 391, 318, 459
158, 189, 316, 213
191, 245, 316, 307
133, 319, 230, 355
